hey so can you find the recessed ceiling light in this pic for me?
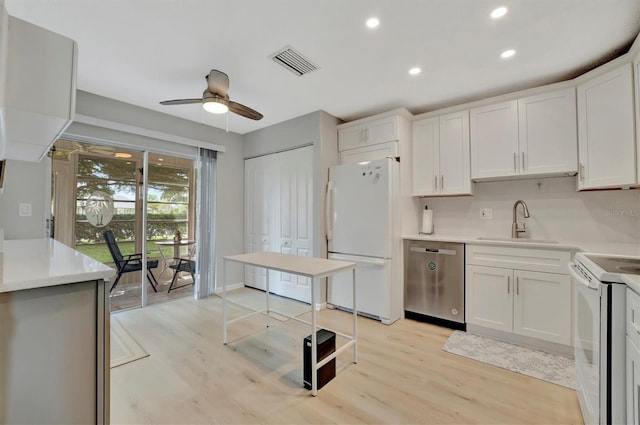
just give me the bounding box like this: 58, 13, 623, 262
366, 17, 380, 28
491, 6, 508, 19
158, 158, 164, 161
409, 67, 422, 75
500, 49, 516, 59
114, 152, 132, 158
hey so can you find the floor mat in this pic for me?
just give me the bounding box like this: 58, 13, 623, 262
442, 330, 575, 389
111, 316, 149, 368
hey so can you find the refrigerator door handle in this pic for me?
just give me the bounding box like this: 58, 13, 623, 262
329, 253, 387, 266
325, 182, 334, 241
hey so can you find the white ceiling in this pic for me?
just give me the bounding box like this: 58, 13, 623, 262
5, 0, 640, 135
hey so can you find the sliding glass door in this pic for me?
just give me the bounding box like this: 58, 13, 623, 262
51, 139, 197, 312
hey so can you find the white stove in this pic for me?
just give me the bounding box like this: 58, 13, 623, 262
571, 252, 639, 424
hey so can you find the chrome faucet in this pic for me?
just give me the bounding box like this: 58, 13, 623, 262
512, 200, 530, 238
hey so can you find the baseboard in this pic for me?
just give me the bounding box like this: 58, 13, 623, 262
213, 282, 245, 294
466, 324, 574, 357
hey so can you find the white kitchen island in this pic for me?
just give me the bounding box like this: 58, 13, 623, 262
0, 238, 115, 424
222, 251, 357, 396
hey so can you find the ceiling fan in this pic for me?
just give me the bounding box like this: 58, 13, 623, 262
160, 69, 263, 120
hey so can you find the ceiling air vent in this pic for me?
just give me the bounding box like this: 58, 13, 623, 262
270, 46, 319, 76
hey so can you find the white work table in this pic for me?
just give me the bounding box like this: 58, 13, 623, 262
222, 251, 357, 396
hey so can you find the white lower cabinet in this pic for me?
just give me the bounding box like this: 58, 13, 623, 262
627, 288, 640, 424
627, 336, 640, 425
466, 265, 513, 332
465, 245, 572, 346
466, 265, 571, 344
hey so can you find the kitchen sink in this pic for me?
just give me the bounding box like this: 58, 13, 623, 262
476, 237, 559, 244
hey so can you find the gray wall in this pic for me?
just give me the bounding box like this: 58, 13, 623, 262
243, 110, 322, 158
0, 158, 50, 239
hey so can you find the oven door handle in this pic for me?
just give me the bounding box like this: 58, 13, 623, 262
568, 262, 599, 291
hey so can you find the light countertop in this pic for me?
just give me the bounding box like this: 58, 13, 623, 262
0, 238, 115, 293
402, 234, 640, 256
623, 274, 640, 295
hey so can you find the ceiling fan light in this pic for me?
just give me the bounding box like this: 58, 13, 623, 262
203, 98, 229, 114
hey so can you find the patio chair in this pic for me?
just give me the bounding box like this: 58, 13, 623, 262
103, 230, 160, 293
168, 257, 196, 293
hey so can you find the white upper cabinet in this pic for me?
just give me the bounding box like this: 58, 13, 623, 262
470, 89, 578, 180
470, 100, 519, 179
412, 110, 471, 196
577, 63, 636, 189
0, 6, 77, 161
338, 115, 398, 151
518, 88, 577, 176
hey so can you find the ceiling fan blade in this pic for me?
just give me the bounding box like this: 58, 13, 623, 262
228, 100, 263, 120
160, 98, 202, 105
206, 70, 229, 97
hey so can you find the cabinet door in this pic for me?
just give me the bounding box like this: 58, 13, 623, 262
512, 270, 571, 345
465, 265, 513, 332
439, 110, 471, 195
628, 337, 640, 425
338, 124, 365, 151
366, 116, 398, 146
518, 88, 577, 176
411, 117, 439, 196
577, 63, 636, 189
470, 100, 519, 179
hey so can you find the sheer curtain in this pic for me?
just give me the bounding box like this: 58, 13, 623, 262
195, 148, 217, 299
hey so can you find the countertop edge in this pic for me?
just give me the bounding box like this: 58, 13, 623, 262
0, 239, 116, 294
401, 234, 583, 251
623, 275, 640, 295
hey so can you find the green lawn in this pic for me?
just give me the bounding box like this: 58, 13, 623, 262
75, 240, 174, 264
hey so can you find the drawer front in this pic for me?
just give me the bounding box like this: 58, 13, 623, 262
628, 287, 640, 349
466, 244, 570, 274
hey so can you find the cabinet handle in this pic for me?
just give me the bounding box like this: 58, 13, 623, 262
521, 152, 525, 171
516, 277, 519, 295
440, 175, 444, 190
434, 175, 438, 191
579, 163, 585, 182
513, 153, 517, 172
507, 276, 510, 294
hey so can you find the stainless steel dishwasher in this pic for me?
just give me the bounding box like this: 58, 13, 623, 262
404, 240, 465, 330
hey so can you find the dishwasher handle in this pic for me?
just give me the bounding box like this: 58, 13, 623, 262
409, 247, 457, 255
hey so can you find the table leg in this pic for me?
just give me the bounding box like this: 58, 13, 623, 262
311, 277, 317, 396
265, 268, 270, 328
353, 267, 357, 364
222, 259, 227, 344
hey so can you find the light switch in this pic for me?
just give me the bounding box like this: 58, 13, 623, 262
19, 203, 32, 217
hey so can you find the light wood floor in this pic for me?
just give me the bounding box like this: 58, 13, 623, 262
111, 291, 584, 424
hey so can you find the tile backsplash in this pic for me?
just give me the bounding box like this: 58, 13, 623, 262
418, 176, 640, 248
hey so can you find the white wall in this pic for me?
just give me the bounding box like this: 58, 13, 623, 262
417, 176, 640, 254
0, 158, 50, 239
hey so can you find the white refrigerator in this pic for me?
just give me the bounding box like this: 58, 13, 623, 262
326, 157, 401, 325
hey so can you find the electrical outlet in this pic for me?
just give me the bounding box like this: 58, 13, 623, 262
480, 208, 493, 220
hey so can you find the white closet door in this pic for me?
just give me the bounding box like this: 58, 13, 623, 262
243, 156, 273, 290
244, 146, 313, 302
272, 146, 313, 302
